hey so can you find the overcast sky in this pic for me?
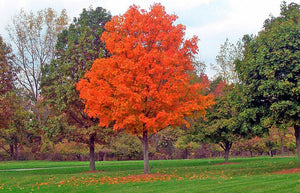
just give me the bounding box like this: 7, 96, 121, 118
0, 0, 298, 77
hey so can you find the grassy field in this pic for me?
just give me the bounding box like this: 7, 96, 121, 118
0, 156, 299, 192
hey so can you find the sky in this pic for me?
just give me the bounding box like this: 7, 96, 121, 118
0, 0, 299, 77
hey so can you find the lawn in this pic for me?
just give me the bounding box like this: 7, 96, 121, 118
0, 156, 299, 192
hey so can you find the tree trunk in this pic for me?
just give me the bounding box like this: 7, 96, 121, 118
223, 142, 232, 163
9, 144, 14, 160
185, 148, 188, 159
280, 138, 284, 157
269, 150, 273, 157
224, 147, 230, 163
89, 133, 96, 171
295, 125, 300, 165
142, 131, 150, 174
14, 142, 18, 160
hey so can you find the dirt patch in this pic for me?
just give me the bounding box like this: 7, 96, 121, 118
214, 162, 238, 165
273, 168, 300, 174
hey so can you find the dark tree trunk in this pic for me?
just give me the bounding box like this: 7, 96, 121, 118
14, 142, 18, 160
76, 154, 81, 161
142, 131, 150, 174
223, 142, 232, 163
269, 150, 273, 157
89, 133, 96, 171
295, 125, 300, 165
280, 138, 284, 157
224, 147, 230, 163
103, 153, 107, 161
185, 148, 188, 159
9, 144, 14, 159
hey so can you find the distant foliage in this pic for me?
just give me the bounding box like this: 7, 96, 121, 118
213, 38, 243, 83
7, 8, 68, 105
0, 35, 14, 128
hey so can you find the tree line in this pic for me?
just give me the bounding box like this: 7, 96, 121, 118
0, 2, 299, 173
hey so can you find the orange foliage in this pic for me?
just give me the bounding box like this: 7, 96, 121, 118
58, 174, 172, 186
77, 4, 213, 135
199, 74, 210, 91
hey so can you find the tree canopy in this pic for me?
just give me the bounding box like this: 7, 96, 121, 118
236, 2, 300, 163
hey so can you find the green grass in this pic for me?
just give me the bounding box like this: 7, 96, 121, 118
0, 156, 299, 192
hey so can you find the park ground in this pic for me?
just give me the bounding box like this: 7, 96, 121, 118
0, 156, 299, 192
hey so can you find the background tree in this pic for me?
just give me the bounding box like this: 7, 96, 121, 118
153, 127, 182, 159
1, 93, 30, 160
234, 137, 267, 157
0, 35, 30, 160
0, 35, 15, 158
175, 134, 200, 159
77, 4, 214, 174
42, 7, 111, 171
212, 38, 243, 84
109, 131, 142, 160
7, 8, 68, 125
200, 83, 250, 162
266, 125, 291, 156
202, 82, 246, 162
235, 2, 300, 164
0, 36, 14, 96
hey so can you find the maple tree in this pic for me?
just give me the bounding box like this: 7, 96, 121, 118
77, 4, 213, 174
